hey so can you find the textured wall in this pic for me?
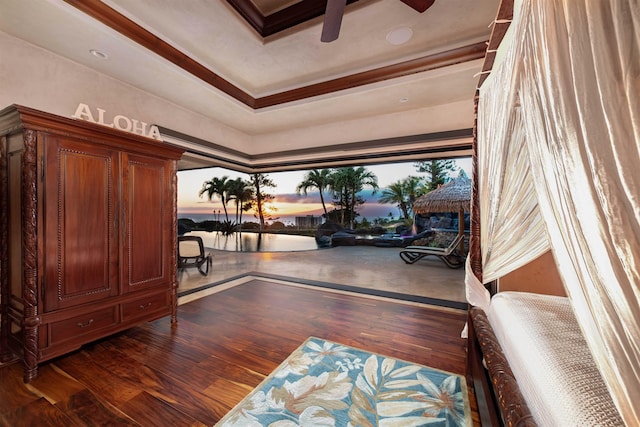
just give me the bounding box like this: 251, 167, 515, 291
0, 31, 250, 152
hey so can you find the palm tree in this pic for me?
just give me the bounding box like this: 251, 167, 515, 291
296, 169, 333, 217
378, 176, 425, 220
330, 167, 378, 228
227, 178, 253, 226
403, 176, 425, 217
350, 167, 379, 226
330, 168, 353, 226
379, 181, 410, 220
249, 173, 277, 231
198, 175, 230, 221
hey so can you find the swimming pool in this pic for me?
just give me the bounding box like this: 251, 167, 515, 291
185, 231, 320, 252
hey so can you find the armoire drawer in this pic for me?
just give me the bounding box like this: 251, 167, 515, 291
121, 292, 169, 323
49, 306, 118, 344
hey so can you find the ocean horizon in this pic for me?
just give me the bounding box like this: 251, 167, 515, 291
177, 211, 398, 226
178, 212, 321, 226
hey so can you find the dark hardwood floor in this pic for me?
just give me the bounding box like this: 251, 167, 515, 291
0, 279, 479, 426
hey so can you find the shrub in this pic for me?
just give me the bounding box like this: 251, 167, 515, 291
219, 220, 238, 235
269, 221, 286, 230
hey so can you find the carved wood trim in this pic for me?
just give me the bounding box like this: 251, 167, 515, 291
62, 0, 486, 109
466, 309, 501, 426
22, 129, 40, 382
470, 92, 482, 282
470, 307, 536, 427
170, 160, 178, 325
0, 135, 11, 362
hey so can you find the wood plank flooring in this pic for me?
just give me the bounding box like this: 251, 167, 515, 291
0, 279, 479, 426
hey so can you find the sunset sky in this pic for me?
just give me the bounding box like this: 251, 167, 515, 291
177, 158, 472, 224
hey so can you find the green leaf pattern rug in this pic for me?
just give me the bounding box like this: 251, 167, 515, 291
216, 337, 471, 426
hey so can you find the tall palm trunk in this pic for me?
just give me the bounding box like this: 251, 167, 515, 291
350, 188, 357, 229
340, 191, 346, 226
255, 179, 265, 231
319, 190, 328, 216
221, 199, 229, 221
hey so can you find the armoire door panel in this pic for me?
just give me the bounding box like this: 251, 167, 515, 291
44, 136, 119, 311
121, 153, 169, 292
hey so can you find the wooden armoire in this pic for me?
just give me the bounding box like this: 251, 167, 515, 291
0, 105, 184, 382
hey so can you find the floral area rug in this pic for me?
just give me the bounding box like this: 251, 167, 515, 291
216, 337, 472, 426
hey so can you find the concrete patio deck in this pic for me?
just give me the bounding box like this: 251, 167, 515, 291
177, 245, 466, 305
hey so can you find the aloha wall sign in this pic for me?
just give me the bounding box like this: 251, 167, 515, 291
72, 103, 162, 140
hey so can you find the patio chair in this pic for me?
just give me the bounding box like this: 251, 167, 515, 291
177, 236, 212, 276
399, 233, 465, 269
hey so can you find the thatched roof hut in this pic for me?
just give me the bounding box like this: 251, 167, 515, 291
413, 175, 471, 214
413, 175, 471, 252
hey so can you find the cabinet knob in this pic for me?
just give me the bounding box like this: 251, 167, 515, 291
76, 319, 94, 328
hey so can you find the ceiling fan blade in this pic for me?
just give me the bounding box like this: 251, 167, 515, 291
321, 0, 347, 43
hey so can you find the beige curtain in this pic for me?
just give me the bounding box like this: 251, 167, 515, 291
475, 0, 552, 285
478, 89, 551, 282
474, 0, 640, 424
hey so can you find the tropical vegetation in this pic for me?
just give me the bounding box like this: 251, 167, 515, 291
378, 176, 425, 220
198, 173, 277, 233
328, 166, 379, 228
198, 175, 230, 221
248, 173, 277, 231
296, 169, 332, 217
194, 160, 461, 233
415, 159, 457, 191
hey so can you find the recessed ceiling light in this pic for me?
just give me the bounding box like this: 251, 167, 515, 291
89, 49, 109, 59
399, 97, 409, 103
386, 27, 413, 45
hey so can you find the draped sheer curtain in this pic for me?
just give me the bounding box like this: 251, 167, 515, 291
473, 0, 640, 424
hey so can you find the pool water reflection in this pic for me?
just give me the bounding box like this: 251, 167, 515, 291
185, 231, 320, 252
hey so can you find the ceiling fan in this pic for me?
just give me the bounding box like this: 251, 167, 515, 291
321, 0, 436, 43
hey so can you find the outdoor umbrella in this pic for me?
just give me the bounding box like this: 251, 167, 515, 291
413, 175, 471, 253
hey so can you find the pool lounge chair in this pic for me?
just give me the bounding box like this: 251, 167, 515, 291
399, 233, 465, 269
177, 236, 212, 275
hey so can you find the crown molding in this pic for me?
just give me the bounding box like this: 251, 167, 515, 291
64, 0, 486, 109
